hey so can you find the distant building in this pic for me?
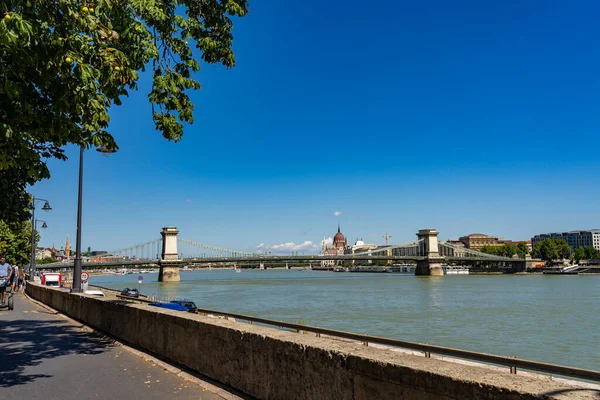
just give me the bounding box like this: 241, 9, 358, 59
458, 233, 508, 250
65, 235, 71, 261
532, 230, 600, 251
91, 251, 108, 256
344, 239, 382, 265
344, 239, 379, 255
35, 248, 53, 260
322, 226, 347, 267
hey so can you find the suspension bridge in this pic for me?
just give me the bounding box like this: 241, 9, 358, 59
39, 227, 528, 280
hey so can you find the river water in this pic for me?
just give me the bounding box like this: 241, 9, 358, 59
90, 270, 600, 371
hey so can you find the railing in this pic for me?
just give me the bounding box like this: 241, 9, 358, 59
112, 294, 599, 383
147, 293, 186, 303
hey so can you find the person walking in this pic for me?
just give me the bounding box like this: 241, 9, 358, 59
17, 267, 25, 292
10, 261, 19, 293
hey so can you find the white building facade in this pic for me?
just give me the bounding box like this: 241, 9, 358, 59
532, 230, 600, 250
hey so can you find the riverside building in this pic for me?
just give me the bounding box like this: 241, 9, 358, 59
344, 239, 382, 265
531, 230, 600, 251
321, 226, 347, 267
457, 233, 508, 250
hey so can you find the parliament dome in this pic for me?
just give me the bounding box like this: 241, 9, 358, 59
333, 225, 347, 248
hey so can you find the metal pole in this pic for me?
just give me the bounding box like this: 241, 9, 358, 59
73, 146, 84, 292
29, 201, 36, 280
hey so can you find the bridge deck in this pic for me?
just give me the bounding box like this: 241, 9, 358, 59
39, 254, 521, 270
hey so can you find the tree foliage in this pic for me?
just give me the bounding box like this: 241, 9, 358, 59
0, 219, 37, 266
574, 246, 600, 262
479, 243, 518, 258
533, 239, 558, 262
479, 242, 531, 259
0, 164, 34, 223
0, 0, 248, 183
38, 256, 59, 264
516, 242, 530, 258
555, 239, 572, 260
532, 238, 572, 262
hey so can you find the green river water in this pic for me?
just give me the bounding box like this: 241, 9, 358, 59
90, 270, 600, 371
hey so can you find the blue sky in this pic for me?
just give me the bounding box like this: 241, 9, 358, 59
31, 0, 600, 254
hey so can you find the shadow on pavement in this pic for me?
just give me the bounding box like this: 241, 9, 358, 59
543, 388, 600, 398
0, 318, 113, 388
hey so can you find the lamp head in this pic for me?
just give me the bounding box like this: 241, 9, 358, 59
97, 146, 117, 157
41, 222, 48, 229
42, 201, 52, 211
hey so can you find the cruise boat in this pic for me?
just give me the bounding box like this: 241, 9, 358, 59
444, 265, 469, 275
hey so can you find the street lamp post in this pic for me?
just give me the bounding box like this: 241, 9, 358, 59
72, 145, 115, 293
30, 198, 52, 280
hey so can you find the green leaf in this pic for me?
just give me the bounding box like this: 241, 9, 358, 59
0, 0, 248, 211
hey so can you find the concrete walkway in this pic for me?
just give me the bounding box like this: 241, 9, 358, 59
0, 292, 238, 399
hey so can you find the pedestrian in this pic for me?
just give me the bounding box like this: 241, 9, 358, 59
10, 261, 19, 293
0, 256, 12, 305
17, 267, 25, 292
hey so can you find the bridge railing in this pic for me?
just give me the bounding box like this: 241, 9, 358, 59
352, 240, 424, 257
112, 295, 599, 383
438, 242, 516, 261
147, 293, 189, 303
178, 238, 259, 258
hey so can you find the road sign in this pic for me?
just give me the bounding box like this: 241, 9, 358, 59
81, 272, 89, 283
138, 275, 144, 281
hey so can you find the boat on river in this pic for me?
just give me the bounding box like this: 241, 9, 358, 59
445, 266, 469, 275
543, 265, 579, 275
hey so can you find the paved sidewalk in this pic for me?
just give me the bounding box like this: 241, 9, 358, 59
0, 292, 234, 399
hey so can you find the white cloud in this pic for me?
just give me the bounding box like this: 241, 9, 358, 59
333, 211, 342, 216
321, 237, 333, 246
255, 237, 336, 254
255, 240, 322, 254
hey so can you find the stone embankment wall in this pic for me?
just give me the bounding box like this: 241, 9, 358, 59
26, 284, 594, 400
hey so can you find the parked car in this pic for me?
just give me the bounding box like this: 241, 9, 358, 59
170, 300, 198, 314
120, 288, 140, 298
148, 302, 188, 312
42, 273, 62, 287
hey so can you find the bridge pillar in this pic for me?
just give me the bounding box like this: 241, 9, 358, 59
158, 226, 181, 282
511, 259, 527, 273
415, 229, 444, 276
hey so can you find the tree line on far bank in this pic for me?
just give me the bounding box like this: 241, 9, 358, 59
479, 239, 600, 263
479, 242, 530, 259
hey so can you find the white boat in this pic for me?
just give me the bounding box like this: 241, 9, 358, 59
445, 266, 469, 275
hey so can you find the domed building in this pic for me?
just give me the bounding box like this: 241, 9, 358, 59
322, 225, 347, 268
332, 226, 347, 249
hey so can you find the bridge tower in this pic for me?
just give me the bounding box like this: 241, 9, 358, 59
158, 226, 181, 282
415, 229, 444, 276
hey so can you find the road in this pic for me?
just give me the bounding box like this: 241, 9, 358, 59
0, 291, 239, 399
